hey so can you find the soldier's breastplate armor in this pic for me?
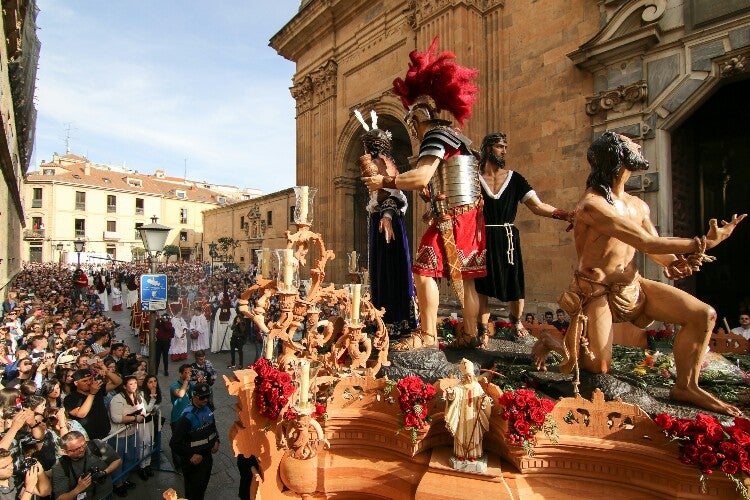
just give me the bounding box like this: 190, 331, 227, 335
431, 155, 480, 209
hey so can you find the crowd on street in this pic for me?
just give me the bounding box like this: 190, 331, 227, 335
0, 261, 263, 500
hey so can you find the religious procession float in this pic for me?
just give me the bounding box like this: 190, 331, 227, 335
224, 36, 750, 499
221, 183, 750, 500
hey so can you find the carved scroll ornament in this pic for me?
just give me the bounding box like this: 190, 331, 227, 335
585, 81, 648, 116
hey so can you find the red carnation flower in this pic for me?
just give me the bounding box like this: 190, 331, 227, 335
529, 407, 546, 426
513, 419, 531, 436
722, 460, 740, 475
540, 398, 555, 413
698, 451, 718, 468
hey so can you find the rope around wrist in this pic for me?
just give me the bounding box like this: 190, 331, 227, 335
686, 236, 716, 270
382, 175, 398, 189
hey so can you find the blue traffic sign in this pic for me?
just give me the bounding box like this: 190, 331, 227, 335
140, 274, 168, 302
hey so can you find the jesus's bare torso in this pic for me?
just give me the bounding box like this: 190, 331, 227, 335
574, 189, 649, 283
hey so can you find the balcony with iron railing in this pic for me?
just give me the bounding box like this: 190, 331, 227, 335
23, 228, 45, 240
75, 202, 85, 210
31, 199, 42, 208
75, 230, 85, 239
135, 207, 144, 215
107, 204, 117, 213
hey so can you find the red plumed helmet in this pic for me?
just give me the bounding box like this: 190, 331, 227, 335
392, 36, 479, 125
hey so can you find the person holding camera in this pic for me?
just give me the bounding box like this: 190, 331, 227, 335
64, 369, 118, 441
51, 431, 121, 500
169, 383, 219, 500
2, 356, 39, 392
0, 447, 50, 500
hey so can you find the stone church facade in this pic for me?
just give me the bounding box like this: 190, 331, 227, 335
270, 0, 750, 318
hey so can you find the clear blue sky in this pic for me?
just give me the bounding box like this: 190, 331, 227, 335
31, 1, 301, 194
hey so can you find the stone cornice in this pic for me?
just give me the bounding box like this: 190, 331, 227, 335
585, 80, 648, 115
270, 0, 360, 63
270, 0, 330, 62
568, 0, 666, 72
411, 0, 504, 26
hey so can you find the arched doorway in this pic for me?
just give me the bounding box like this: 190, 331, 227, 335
671, 78, 750, 322
345, 115, 415, 269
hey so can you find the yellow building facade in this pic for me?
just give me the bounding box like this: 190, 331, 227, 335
23, 154, 255, 264
202, 188, 297, 270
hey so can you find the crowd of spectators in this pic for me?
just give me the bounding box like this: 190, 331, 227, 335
0, 260, 259, 499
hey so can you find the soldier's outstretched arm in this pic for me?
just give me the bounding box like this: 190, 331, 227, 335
363, 156, 441, 192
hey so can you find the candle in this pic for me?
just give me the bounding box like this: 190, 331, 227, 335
265, 334, 274, 360
260, 248, 270, 278
298, 186, 309, 223
351, 284, 361, 324
349, 251, 358, 273
298, 358, 310, 409
282, 249, 294, 289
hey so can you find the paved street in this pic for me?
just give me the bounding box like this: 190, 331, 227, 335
107, 306, 246, 500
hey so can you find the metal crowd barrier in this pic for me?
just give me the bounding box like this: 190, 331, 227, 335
102, 408, 164, 484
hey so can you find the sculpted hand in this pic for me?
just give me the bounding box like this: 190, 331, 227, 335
379, 217, 394, 243
705, 214, 746, 249
163, 488, 178, 500
552, 208, 575, 232
362, 175, 384, 192
663, 256, 693, 280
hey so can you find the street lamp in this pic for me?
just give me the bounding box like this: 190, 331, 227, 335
55, 243, 64, 268
138, 215, 172, 373
73, 240, 85, 267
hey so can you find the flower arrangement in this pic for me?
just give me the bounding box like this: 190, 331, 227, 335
632, 351, 674, 382
385, 375, 437, 443
494, 320, 514, 340
646, 329, 675, 350
647, 329, 674, 340
440, 317, 460, 342
655, 412, 750, 498
252, 357, 295, 421
498, 388, 558, 456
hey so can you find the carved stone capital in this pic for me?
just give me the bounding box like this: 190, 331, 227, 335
312, 60, 338, 101
720, 55, 747, 78
290, 60, 338, 114
290, 77, 314, 114
585, 81, 648, 116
